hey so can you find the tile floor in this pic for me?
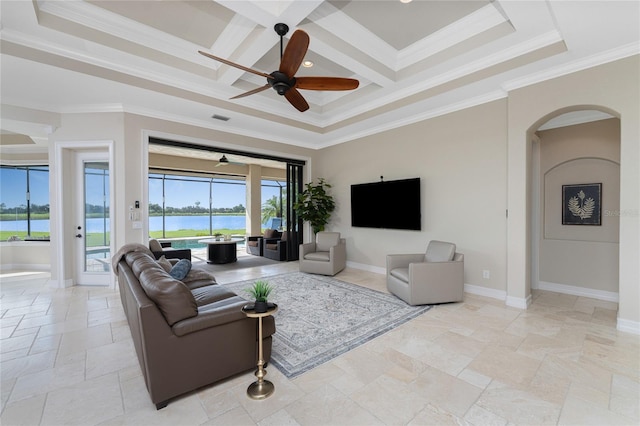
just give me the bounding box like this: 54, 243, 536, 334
1, 261, 639, 425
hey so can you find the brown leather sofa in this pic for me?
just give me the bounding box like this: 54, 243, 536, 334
115, 249, 275, 409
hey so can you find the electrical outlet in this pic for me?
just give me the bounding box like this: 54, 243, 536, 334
482, 270, 490, 279
132, 221, 142, 229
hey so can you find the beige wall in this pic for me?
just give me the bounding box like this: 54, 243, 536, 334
316, 100, 509, 294
537, 119, 620, 293
508, 55, 639, 329
0, 242, 50, 271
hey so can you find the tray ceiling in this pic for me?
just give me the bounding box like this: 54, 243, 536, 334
1, 0, 638, 151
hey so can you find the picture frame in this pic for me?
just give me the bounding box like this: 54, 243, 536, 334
562, 183, 602, 226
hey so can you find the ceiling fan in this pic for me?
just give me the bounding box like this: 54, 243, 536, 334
199, 23, 359, 112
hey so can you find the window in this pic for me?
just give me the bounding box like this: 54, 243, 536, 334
148, 172, 247, 239
261, 179, 286, 229
0, 165, 50, 241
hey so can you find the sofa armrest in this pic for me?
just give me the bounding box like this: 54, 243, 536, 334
330, 239, 346, 263
300, 242, 316, 258
386, 253, 424, 272
408, 259, 464, 303
171, 297, 248, 337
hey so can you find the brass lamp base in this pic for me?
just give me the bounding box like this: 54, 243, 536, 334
247, 379, 275, 400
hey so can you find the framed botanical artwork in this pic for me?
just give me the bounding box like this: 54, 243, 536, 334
562, 183, 602, 225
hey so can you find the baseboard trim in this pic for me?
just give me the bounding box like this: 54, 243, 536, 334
464, 283, 506, 301
616, 318, 640, 335
535, 280, 619, 302
0, 264, 50, 272
506, 294, 532, 309
346, 261, 385, 275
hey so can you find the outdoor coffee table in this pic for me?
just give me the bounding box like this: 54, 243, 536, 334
198, 237, 244, 264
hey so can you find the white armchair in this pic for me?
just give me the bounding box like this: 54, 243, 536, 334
299, 232, 346, 276
386, 240, 464, 305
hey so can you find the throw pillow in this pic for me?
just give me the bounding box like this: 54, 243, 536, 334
264, 229, 276, 238
170, 258, 192, 280
157, 255, 172, 273
149, 238, 163, 253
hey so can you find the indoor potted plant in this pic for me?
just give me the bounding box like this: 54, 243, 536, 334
246, 280, 273, 313
293, 178, 336, 234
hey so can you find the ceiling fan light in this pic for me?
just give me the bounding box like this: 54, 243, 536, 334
273, 82, 290, 95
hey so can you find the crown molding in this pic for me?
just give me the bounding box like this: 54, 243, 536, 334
502, 42, 640, 92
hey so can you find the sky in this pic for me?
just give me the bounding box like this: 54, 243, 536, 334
0, 167, 49, 208
149, 176, 284, 209
1, 167, 284, 210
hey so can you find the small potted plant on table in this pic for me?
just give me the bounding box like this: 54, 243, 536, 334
247, 280, 273, 313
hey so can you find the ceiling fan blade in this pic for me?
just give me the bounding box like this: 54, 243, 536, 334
230, 84, 271, 99
284, 88, 310, 112
198, 51, 272, 79
296, 77, 360, 91
279, 30, 309, 78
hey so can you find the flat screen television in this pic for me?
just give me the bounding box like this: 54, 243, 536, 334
351, 178, 421, 230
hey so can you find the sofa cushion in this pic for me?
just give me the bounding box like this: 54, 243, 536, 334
264, 229, 277, 238
265, 243, 278, 250
316, 232, 340, 252
304, 251, 330, 262
191, 285, 238, 306
157, 255, 172, 273
169, 259, 191, 280
149, 238, 163, 252
390, 267, 409, 283
425, 241, 456, 262
126, 252, 197, 326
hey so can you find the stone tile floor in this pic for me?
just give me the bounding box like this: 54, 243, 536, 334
1, 263, 638, 425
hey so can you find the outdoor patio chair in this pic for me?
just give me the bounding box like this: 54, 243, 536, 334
149, 238, 191, 261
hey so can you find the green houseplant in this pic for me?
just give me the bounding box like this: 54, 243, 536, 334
246, 280, 273, 313
293, 178, 336, 234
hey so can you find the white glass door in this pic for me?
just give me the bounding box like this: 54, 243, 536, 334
75, 152, 111, 285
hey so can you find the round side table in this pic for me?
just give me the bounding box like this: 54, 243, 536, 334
242, 303, 278, 400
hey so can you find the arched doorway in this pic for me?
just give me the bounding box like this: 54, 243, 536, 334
530, 110, 620, 302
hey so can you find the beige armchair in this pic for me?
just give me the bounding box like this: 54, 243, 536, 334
299, 232, 346, 276
386, 240, 464, 305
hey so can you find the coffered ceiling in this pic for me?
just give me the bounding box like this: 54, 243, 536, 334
1, 1, 638, 152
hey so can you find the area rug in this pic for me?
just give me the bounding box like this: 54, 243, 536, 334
221, 272, 431, 378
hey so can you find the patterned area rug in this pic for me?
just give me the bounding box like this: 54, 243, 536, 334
222, 272, 431, 378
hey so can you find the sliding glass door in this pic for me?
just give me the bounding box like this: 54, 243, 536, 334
285, 163, 303, 261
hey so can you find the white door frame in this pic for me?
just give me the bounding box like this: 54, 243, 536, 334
75, 151, 112, 286
53, 140, 115, 288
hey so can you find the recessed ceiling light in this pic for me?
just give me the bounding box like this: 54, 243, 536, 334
302, 60, 314, 68
400, 0, 412, 3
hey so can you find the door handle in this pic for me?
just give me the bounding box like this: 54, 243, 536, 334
76, 234, 83, 238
